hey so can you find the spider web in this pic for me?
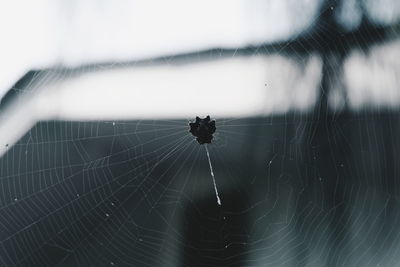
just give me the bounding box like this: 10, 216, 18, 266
1, 2, 400, 267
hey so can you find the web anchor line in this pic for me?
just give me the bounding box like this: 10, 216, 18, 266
205, 144, 221, 206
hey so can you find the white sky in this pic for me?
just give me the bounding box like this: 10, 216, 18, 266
0, 0, 324, 100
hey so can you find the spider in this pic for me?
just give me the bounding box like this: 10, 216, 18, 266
189, 116, 216, 144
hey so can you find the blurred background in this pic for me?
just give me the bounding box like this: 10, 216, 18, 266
0, 0, 400, 266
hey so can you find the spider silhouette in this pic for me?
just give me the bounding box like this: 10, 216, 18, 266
189, 116, 216, 144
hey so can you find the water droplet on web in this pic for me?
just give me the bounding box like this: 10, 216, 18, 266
14, 198, 18, 202
105, 213, 110, 217
139, 238, 143, 242
111, 202, 115, 206
112, 122, 116, 126
110, 262, 114, 266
